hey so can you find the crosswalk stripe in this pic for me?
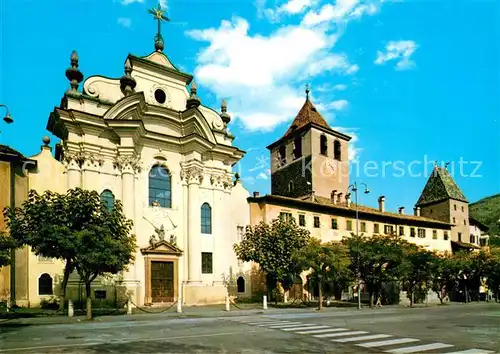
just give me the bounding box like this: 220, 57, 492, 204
445, 350, 494, 354
267, 323, 318, 329
385, 343, 454, 353
296, 328, 348, 335
333, 334, 393, 343
358, 338, 420, 348
313, 331, 368, 338
281, 325, 330, 332
254, 321, 300, 326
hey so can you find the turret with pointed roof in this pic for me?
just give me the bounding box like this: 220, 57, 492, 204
267, 87, 351, 200
416, 166, 470, 244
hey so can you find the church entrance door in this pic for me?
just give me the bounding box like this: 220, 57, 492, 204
151, 261, 174, 302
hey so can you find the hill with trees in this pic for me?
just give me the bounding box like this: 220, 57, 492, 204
470, 193, 500, 245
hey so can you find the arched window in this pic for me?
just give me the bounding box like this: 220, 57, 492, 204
149, 165, 172, 208
278, 146, 286, 166
201, 203, 212, 234
320, 135, 328, 155
38, 273, 53, 295
293, 137, 302, 159
237, 276, 245, 293
334, 140, 342, 161
288, 181, 294, 193
100, 189, 114, 212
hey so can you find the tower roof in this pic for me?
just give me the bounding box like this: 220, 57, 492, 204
281, 98, 331, 139
416, 166, 468, 206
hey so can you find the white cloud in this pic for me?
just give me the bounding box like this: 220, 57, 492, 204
278, 0, 315, 15
120, 0, 143, 5
375, 40, 418, 70
117, 17, 132, 28
306, 54, 357, 76
257, 171, 270, 180
302, 0, 381, 26
333, 84, 348, 91
159, 0, 167, 9
328, 99, 349, 111
316, 83, 347, 92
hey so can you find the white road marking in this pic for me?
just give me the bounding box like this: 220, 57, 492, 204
254, 321, 300, 326
265, 323, 316, 329
281, 325, 330, 332
445, 350, 494, 354
358, 338, 420, 348
333, 334, 393, 343
313, 331, 368, 338
296, 328, 349, 335
385, 343, 454, 353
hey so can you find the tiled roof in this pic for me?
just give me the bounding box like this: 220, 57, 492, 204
0, 144, 29, 162
281, 99, 331, 139
249, 193, 451, 227
416, 167, 468, 206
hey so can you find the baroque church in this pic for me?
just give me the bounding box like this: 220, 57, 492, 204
0, 7, 251, 307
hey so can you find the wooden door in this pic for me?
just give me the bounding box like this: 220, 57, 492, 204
151, 261, 174, 302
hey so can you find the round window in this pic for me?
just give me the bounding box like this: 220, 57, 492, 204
154, 89, 167, 104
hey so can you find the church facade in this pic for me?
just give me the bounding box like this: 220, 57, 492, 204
7, 25, 252, 307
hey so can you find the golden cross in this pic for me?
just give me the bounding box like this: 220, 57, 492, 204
148, 2, 170, 41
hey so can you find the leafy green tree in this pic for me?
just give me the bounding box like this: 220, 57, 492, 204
296, 238, 351, 310
485, 247, 500, 301
343, 234, 407, 307
400, 244, 435, 306
429, 254, 457, 304
5, 188, 136, 316
0, 231, 15, 267
234, 216, 310, 298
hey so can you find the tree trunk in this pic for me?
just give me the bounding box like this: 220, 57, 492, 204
410, 289, 414, 307
85, 282, 92, 320
369, 291, 374, 308
318, 280, 323, 311
59, 261, 72, 311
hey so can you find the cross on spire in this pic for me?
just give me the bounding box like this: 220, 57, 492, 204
148, 2, 170, 51
305, 84, 310, 100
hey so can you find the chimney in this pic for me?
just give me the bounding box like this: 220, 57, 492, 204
346, 193, 352, 208
331, 190, 337, 204
337, 192, 343, 205
253, 191, 260, 198
414, 206, 421, 217
398, 207, 405, 215
378, 196, 385, 212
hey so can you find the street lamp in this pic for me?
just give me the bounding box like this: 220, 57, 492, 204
347, 182, 370, 310
0, 104, 14, 124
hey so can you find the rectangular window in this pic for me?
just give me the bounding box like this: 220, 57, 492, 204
314, 216, 320, 228
202, 252, 213, 274
432, 230, 437, 239
454, 204, 457, 211
331, 218, 338, 230
360, 222, 366, 233
293, 137, 302, 159
470, 235, 475, 244
346, 220, 353, 231
418, 228, 426, 238
444, 231, 449, 240
94, 290, 107, 299
280, 212, 293, 223
464, 219, 467, 226
374, 223, 380, 234
384, 225, 394, 235
299, 214, 306, 227
458, 232, 462, 242
461, 206, 464, 212
399, 226, 404, 236
410, 227, 416, 237
453, 217, 456, 224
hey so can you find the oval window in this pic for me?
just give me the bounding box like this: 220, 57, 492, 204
154, 89, 167, 104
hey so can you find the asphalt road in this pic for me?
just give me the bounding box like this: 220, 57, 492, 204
0, 303, 499, 353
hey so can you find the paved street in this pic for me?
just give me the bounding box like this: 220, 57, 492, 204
0, 303, 498, 353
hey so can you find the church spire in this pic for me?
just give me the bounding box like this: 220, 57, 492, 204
148, 2, 171, 52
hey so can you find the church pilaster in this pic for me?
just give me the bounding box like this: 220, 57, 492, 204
182, 166, 204, 283
62, 147, 84, 189
81, 152, 104, 190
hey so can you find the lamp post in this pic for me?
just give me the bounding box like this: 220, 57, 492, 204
347, 181, 370, 310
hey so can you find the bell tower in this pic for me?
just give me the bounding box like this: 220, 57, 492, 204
267, 87, 351, 199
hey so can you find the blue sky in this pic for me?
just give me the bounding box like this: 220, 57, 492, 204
1, 0, 499, 212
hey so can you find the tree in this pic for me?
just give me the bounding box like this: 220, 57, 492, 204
234, 216, 310, 298
343, 234, 407, 307
0, 231, 15, 268
5, 188, 136, 316
400, 244, 435, 307
296, 238, 351, 310
429, 253, 457, 304
485, 247, 500, 301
